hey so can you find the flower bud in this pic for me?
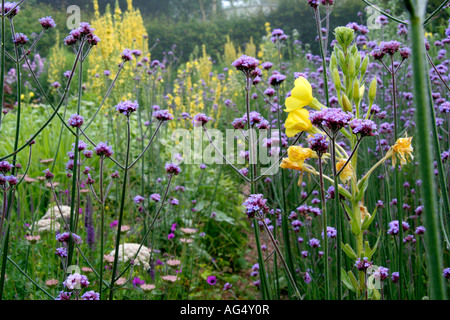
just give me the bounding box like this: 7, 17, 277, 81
332, 68, 341, 91
352, 79, 361, 103
348, 56, 356, 76
369, 76, 377, 105
341, 93, 352, 113
334, 26, 356, 50
360, 55, 369, 77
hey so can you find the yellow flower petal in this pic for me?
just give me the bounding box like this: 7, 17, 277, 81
284, 76, 314, 112
284, 109, 312, 138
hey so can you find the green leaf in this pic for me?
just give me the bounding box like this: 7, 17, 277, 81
341, 268, 355, 292
348, 271, 360, 293
351, 218, 361, 236
361, 207, 378, 231
371, 230, 382, 258
371, 288, 381, 300
213, 210, 235, 225
342, 243, 358, 261
343, 202, 354, 220
338, 187, 352, 200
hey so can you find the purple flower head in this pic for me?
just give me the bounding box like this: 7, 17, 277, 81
439, 102, 450, 113
110, 220, 118, 229
170, 198, 179, 206
94, 142, 113, 157
206, 275, 217, 285
223, 282, 232, 291
310, 108, 352, 133
115, 100, 138, 116
0, 161, 13, 174
261, 62, 273, 70
415, 226, 426, 235
391, 272, 400, 283
231, 55, 259, 74
304, 272, 312, 284
165, 162, 181, 175
243, 194, 269, 219
134, 195, 144, 204
322, 226, 337, 239
43, 169, 54, 180
121, 49, 134, 61
132, 277, 145, 287
2, 2, 20, 17
87, 34, 101, 46
268, 73, 287, 87
150, 193, 161, 202
371, 48, 385, 60
81, 290, 100, 300
379, 41, 401, 55
308, 238, 321, 248
192, 113, 212, 127
443, 268, 450, 279
355, 257, 373, 271
231, 117, 246, 129
399, 47, 411, 59
12, 33, 28, 46
63, 273, 89, 290
349, 118, 378, 137
39, 16, 56, 29
167, 233, 175, 240
68, 114, 84, 128
153, 110, 174, 122
55, 247, 68, 258
372, 266, 389, 281
307, 0, 320, 9
111, 171, 120, 179
307, 133, 329, 155
271, 29, 284, 37
56, 291, 72, 300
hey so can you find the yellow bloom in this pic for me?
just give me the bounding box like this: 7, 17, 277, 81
284, 109, 312, 137
359, 203, 370, 223
288, 146, 316, 165
285, 77, 313, 112
280, 158, 304, 171
392, 134, 413, 167
336, 159, 354, 182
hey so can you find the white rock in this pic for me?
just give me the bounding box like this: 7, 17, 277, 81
108, 243, 150, 269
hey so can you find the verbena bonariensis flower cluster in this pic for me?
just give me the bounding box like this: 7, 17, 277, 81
0, 0, 449, 302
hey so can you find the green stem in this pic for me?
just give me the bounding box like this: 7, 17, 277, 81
109, 117, 131, 300
404, 0, 447, 300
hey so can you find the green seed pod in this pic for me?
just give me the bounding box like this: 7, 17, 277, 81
337, 50, 347, 73
332, 68, 341, 91
354, 51, 361, 70
360, 55, 369, 77
348, 56, 356, 76
342, 93, 352, 113
353, 79, 361, 102
369, 76, 377, 105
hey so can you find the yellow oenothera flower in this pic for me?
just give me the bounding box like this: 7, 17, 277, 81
288, 146, 317, 165
285, 76, 313, 113
284, 109, 312, 138
336, 159, 354, 182
392, 134, 413, 167
280, 158, 304, 171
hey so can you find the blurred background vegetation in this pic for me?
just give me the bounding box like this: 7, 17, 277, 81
19, 0, 450, 62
